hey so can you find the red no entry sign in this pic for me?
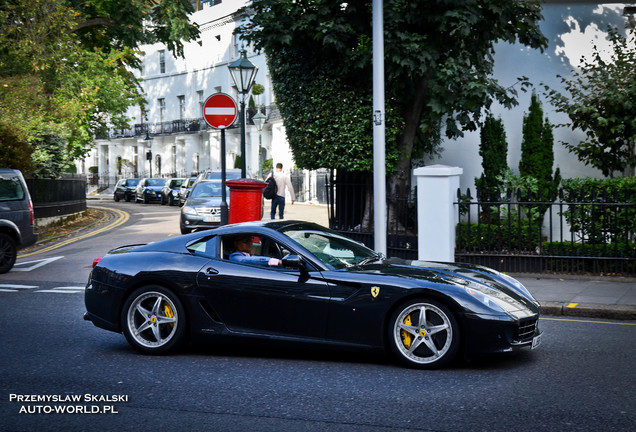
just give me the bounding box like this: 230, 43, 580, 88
202, 93, 238, 129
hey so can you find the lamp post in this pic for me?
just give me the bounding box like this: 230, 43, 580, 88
228, 49, 258, 178
252, 111, 266, 180
145, 130, 153, 178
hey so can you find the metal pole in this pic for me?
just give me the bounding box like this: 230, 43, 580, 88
373, 0, 387, 256
239, 97, 246, 178
220, 129, 229, 225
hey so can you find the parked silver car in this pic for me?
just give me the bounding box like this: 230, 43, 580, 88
0, 169, 38, 273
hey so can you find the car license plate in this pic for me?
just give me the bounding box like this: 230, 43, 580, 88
203, 215, 220, 223
531, 334, 542, 350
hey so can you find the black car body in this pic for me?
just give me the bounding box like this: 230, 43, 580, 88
135, 178, 166, 204
85, 221, 542, 368
161, 178, 185, 206
0, 169, 38, 273
180, 180, 229, 234
113, 178, 140, 202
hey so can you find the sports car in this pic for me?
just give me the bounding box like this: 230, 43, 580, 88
84, 221, 542, 369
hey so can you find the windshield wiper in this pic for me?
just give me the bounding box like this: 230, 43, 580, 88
357, 253, 384, 266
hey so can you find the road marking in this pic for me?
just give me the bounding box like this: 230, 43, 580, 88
18, 206, 130, 258
11, 256, 64, 271
566, 302, 579, 308
0, 285, 83, 294
0, 284, 38, 292
37, 286, 84, 294
542, 317, 636, 326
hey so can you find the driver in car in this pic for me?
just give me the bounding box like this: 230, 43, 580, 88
229, 235, 282, 267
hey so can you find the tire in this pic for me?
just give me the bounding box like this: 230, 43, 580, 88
180, 226, 191, 235
125, 195, 131, 202
388, 299, 460, 369
121, 285, 186, 354
0, 233, 17, 274
114, 195, 120, 202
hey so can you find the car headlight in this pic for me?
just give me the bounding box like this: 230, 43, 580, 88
182, 206, 198, 215
452, 278, 531, 318
172, 190, 179, 196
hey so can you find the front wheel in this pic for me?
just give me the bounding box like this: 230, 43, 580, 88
388, 299, 460, 369
121, 286, 186, 354
0, 233, 17, 274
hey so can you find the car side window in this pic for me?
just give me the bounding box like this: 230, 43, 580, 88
186, 235, 218, 257
0, 176, 25, 201
222, 234, 292, 269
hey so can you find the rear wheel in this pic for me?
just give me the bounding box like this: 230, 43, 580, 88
121, 286, 186, 354
0, 233, 17, 274
388, 299, 459, 369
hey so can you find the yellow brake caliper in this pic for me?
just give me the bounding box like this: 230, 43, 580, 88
400, 314, 412, 349
164, 303, 175, 328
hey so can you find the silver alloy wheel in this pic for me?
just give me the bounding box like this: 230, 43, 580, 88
392, 302, 454, 366
125, 291, 179, 349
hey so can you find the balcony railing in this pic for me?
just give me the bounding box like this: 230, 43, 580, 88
96, 104, 281, 140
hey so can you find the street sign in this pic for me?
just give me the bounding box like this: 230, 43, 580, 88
202, 93, 238, 129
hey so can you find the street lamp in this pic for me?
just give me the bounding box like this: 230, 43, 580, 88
228, 49, 258, 178
145, 130, 153, 178
252, 111, 266, 180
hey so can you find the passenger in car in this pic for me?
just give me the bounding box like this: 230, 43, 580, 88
229, 235, 282, 267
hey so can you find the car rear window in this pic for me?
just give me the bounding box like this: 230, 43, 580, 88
0, 175, 25, 201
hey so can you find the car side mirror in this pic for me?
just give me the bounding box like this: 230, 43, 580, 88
282, 255, 305, 270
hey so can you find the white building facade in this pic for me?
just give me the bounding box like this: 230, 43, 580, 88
82, 0, 296, 189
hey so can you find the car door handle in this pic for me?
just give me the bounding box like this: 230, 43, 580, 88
205, 267, 219, 275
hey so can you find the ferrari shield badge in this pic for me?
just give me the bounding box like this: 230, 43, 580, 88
371, 286, 380, 298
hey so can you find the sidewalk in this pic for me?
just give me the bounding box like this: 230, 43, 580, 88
88, 192, 636, 320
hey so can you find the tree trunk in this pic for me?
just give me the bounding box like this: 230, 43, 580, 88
387, 77, 429, 231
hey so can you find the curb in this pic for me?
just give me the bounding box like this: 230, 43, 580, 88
540, 301, 636, 321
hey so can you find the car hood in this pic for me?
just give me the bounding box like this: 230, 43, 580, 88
337, 258, 539, 316
142, 186, 164, 192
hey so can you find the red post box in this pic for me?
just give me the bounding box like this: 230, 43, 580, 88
226, 179, 267, 224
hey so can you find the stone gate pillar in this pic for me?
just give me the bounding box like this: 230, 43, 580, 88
414, 165, 463, 262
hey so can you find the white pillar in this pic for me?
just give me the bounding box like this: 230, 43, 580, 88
414, 165, 463, 262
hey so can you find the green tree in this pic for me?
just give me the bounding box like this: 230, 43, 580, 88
0, 0, 199, 177
519, 92, 560, 195
543, 26, 636, 178
477, 114, 508, 191
238, 0, 547, 224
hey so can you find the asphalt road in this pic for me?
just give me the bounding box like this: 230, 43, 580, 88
1, 202, 635, 431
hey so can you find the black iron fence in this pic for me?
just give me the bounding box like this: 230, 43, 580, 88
26, 175, 87, 220
326, 171, 418, 259
456, 187, 636, 276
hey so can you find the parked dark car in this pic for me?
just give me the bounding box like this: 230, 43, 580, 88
113, 178, 140, 202
178, 177, 197, 207
180, 180, 229, 234
161, 178, 185, 206
135, 178, 166, 204
85, 220, 542, 369
0, 169, 38, 273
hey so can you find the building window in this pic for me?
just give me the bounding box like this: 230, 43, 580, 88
159, 50, 165, 74
193, 153, 200, 173
197, 90, 204, 116
178, 95, 185, 120
158, 98, 166, 124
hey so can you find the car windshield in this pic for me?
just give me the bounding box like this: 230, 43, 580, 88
190, 181, 225, 198
281, 226, 379, 269
126, 179, 140, 187
168, 179, 184, 188
146, 179, 165, 186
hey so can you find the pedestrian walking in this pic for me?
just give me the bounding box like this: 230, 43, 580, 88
268, 163, 295, 219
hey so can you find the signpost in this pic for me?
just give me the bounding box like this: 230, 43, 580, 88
203, 93, 239, 225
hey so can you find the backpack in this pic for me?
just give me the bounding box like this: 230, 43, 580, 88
263, 176, 278, 200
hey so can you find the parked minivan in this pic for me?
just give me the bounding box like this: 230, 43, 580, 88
0, 169, 38, 273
